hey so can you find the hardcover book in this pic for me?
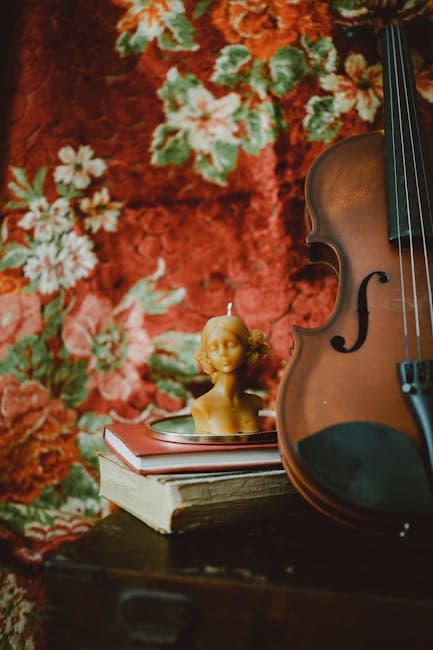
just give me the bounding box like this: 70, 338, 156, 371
98, 451, 302, 534
103, 422, 282, 474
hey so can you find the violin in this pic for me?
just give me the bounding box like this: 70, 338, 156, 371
276, 3, 433, 535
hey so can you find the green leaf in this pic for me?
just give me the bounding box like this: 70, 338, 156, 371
32, 485, 63, 510
77, 412, 112, 433
42, 292, 65, 339
212, 45, 251, 87
21, 278, 41, 294
61, 376, 89, 408
54, 359, 89, 407
157, 68, 200, 111
304, 95, 342, 143
0, 335, 54, 383
194, 141, 238, 185
151, 126, 191, 166
10, 166, 32, 190
78, 431, 107, 468
0, 502, 25, 533
56, 181, 82, 199
150, 331, 201, 378
7, 181, 30, 200
4, 199, 29, 209
193, 0, 214, 18
212, 140, 238, 172
157, 32, 177, 50
195, 156, 230, 185
302, 36, 338, 76
269, 46, 308, 96
67, 465, 97, 499
241, 103, 276, 154
0, 502, 52, 534
247, 60, 270, 99
162, 13, 199, 51
8, 166, 45, 203
59, 463, 100, 506
33, 166, 47, 194
43, 292, 64, 320
116, 30, 149, 57
129, 277, 185, 314
1, 217, 8, 242
0, 244, 31, 271
155, 377, 190, 400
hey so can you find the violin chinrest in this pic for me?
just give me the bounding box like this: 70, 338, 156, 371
296, 423, 433, 515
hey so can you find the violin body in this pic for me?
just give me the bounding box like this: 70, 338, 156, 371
277, 130, 433, 532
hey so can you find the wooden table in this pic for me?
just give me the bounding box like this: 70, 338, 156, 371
44, 507, 433, 649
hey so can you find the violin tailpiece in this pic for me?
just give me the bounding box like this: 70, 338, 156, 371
398, 360, 433, 483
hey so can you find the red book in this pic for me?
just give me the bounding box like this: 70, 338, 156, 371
103, 422, 282, 474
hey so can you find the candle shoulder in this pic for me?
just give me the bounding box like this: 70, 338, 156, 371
191, 389, 263, 435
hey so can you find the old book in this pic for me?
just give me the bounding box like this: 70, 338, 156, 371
98, 451, 302, 534
103, 421, 281, 474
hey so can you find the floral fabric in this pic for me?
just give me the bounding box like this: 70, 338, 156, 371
0, 0, 432, 646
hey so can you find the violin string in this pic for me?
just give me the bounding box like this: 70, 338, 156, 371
397, 26, 433, 345
391, 25, 422, 360
400, 27, 433, 336
387, 26, 410, 360
403, 36, 433, 237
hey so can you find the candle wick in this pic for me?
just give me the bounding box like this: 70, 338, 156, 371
227, 302, 233, 316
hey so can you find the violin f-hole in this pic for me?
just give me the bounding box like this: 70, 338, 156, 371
331, 271, 390, 353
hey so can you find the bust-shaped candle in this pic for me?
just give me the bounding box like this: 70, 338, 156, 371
191, 315, 268, 435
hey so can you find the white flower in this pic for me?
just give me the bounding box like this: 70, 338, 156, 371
24, 241, 61, 293
57, 231, 98, 287
19, 197, 49, 230
50, 197, 72, 221
320, 53, 383, 123
23, 233, 97, 293
18, 197, 72, 241
168, 85, 241, 156
80, 187, 122, 233
54, 145, 107, 189
42, 198, 73, 239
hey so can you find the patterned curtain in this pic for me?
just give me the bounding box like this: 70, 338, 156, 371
0, 0, 432, 646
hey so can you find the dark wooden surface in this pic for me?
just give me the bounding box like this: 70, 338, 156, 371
44, 507, 433, 650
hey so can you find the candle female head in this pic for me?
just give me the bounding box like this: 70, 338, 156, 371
192, 314, 268, 435
195, 315, 267, 382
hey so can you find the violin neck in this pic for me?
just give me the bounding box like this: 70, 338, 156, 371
381, 23, 433, 242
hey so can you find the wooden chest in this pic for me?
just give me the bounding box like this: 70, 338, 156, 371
44, 508, 433, 650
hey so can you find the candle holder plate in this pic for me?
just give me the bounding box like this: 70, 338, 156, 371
148, 413, 277, 445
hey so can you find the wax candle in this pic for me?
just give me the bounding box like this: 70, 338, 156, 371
191, 311, 268, 435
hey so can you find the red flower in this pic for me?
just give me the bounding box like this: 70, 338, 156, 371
62, 292, 154, 401
212, 0, 332, 60
0, 376, 78, 503
0, 294, 42, 359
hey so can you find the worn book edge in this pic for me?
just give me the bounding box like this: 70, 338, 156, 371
98, 452, 301, 534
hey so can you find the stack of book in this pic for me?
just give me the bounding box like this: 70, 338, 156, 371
99, 421, 303, 534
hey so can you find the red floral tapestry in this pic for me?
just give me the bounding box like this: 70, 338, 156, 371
0, 0, 432, 646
